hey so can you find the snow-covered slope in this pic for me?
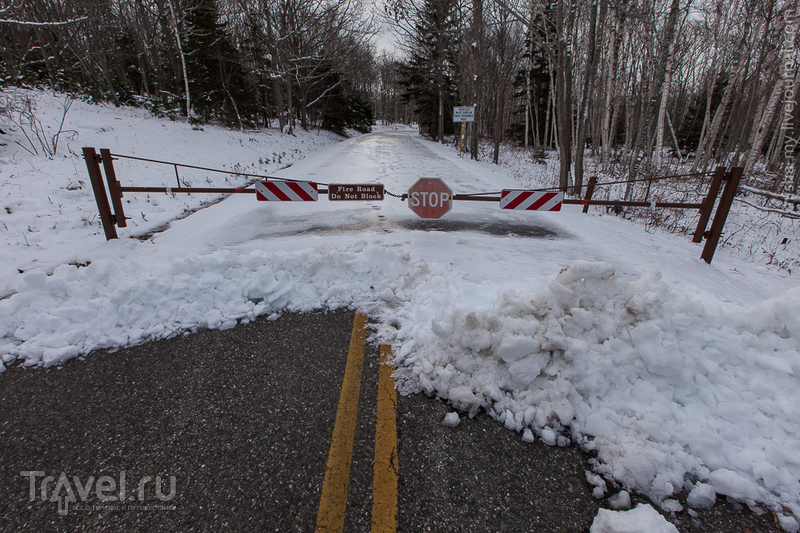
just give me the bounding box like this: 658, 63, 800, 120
0, 88, 344, 292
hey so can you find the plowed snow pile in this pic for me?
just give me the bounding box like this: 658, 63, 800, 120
2, 246, 799, 522
393, 259, 800, 518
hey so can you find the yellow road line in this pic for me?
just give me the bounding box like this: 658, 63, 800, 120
372, 345, 398, 533
316, 312, 369, 533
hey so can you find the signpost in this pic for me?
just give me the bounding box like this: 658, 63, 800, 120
453, 106, 475, 156
328, 184, 384, 201
408, 178, 452, 219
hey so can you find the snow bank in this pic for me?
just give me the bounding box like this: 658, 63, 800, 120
590, 504, 679, 533
0, 242, 427, 368
392, 260, 800, 517
1, 240, 799, 522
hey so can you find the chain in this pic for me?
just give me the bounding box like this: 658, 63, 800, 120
384, 190, 407, 201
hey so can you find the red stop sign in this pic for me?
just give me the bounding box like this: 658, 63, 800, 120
408, 178, 453, 219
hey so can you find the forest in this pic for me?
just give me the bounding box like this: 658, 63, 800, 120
2, 0, 800, 197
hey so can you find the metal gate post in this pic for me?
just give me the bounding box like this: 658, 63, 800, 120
582, 176, 597, 214
83, 147, 118, 240
692, 166, 726, 243
701, 167, 743, 264
100, 148, 127, 228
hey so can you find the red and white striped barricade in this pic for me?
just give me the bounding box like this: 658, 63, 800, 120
255, 181, 318, 202
500, 190, 563, 211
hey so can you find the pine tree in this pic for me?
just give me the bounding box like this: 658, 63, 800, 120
396, 0, 461, 141
317, 70, 375, 134
510, 33, 550, 148
184, 0, 254, 128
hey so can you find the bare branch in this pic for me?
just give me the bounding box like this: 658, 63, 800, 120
0, 16, 87, 27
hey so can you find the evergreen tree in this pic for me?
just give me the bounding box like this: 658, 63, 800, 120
317, 69, 375, 134
509, 34, 550, 147
396, 0, 461, 141
184, 0, 254, 127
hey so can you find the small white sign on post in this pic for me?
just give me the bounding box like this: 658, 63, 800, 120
452, 106, 475, 122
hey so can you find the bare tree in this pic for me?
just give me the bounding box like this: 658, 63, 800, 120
574, 0, 602, 192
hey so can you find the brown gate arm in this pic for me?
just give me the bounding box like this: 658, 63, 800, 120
563, 199, 704, 208
119, 186, 331, 195
120, 186, 258, 194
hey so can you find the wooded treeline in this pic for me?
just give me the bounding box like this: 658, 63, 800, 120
389, 0, 800, 193
0, 0, 381, 134
2, 0, 799, 193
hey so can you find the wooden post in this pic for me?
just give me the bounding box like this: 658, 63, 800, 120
83, 147, 118, 240
582, 176, 597, 214
692, 166, 726, 243
100, 148, 127, 228
701, 166, 743, 264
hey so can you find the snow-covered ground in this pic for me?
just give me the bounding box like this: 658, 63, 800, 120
0, 88, 344, 293
1, 90, 799, 531
492, 142, 800, 273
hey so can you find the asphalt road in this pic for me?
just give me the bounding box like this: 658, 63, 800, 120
0, 310, 784, 532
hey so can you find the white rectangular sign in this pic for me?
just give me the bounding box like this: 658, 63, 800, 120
452, 106, 475, 122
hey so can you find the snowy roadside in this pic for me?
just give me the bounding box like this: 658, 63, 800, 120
1, 88, 345, 294
490, 142, 800, 274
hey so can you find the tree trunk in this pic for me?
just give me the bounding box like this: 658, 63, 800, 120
493, 61, 505, 164
436, 0, 445, 143
438, 84, 444, 143
574, 0, 601, 194
744, 0, 800, 173
525, 59, 531, 151
273, 76, 285, 131
264, 5, 285, 132
555, 0, 575, 192
545, 62, 554, 150
167, 0, 191, 118
626, 0, 681, 199
471, 0, 483, 160
654, 38, 676, 167
666, 112, 682, 165
299, 83, 308, 131
601, 6, 618, 164
286, 77, 294, 134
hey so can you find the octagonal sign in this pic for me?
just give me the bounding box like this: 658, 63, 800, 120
408, 178, 453, 219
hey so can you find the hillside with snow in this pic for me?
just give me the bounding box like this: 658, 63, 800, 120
0, 89, 344, 293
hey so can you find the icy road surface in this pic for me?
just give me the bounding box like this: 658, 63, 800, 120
2, 130, 799, 528
158, 131, 784, 303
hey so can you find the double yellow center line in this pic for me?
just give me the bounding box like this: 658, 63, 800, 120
315, 313, 398, 532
